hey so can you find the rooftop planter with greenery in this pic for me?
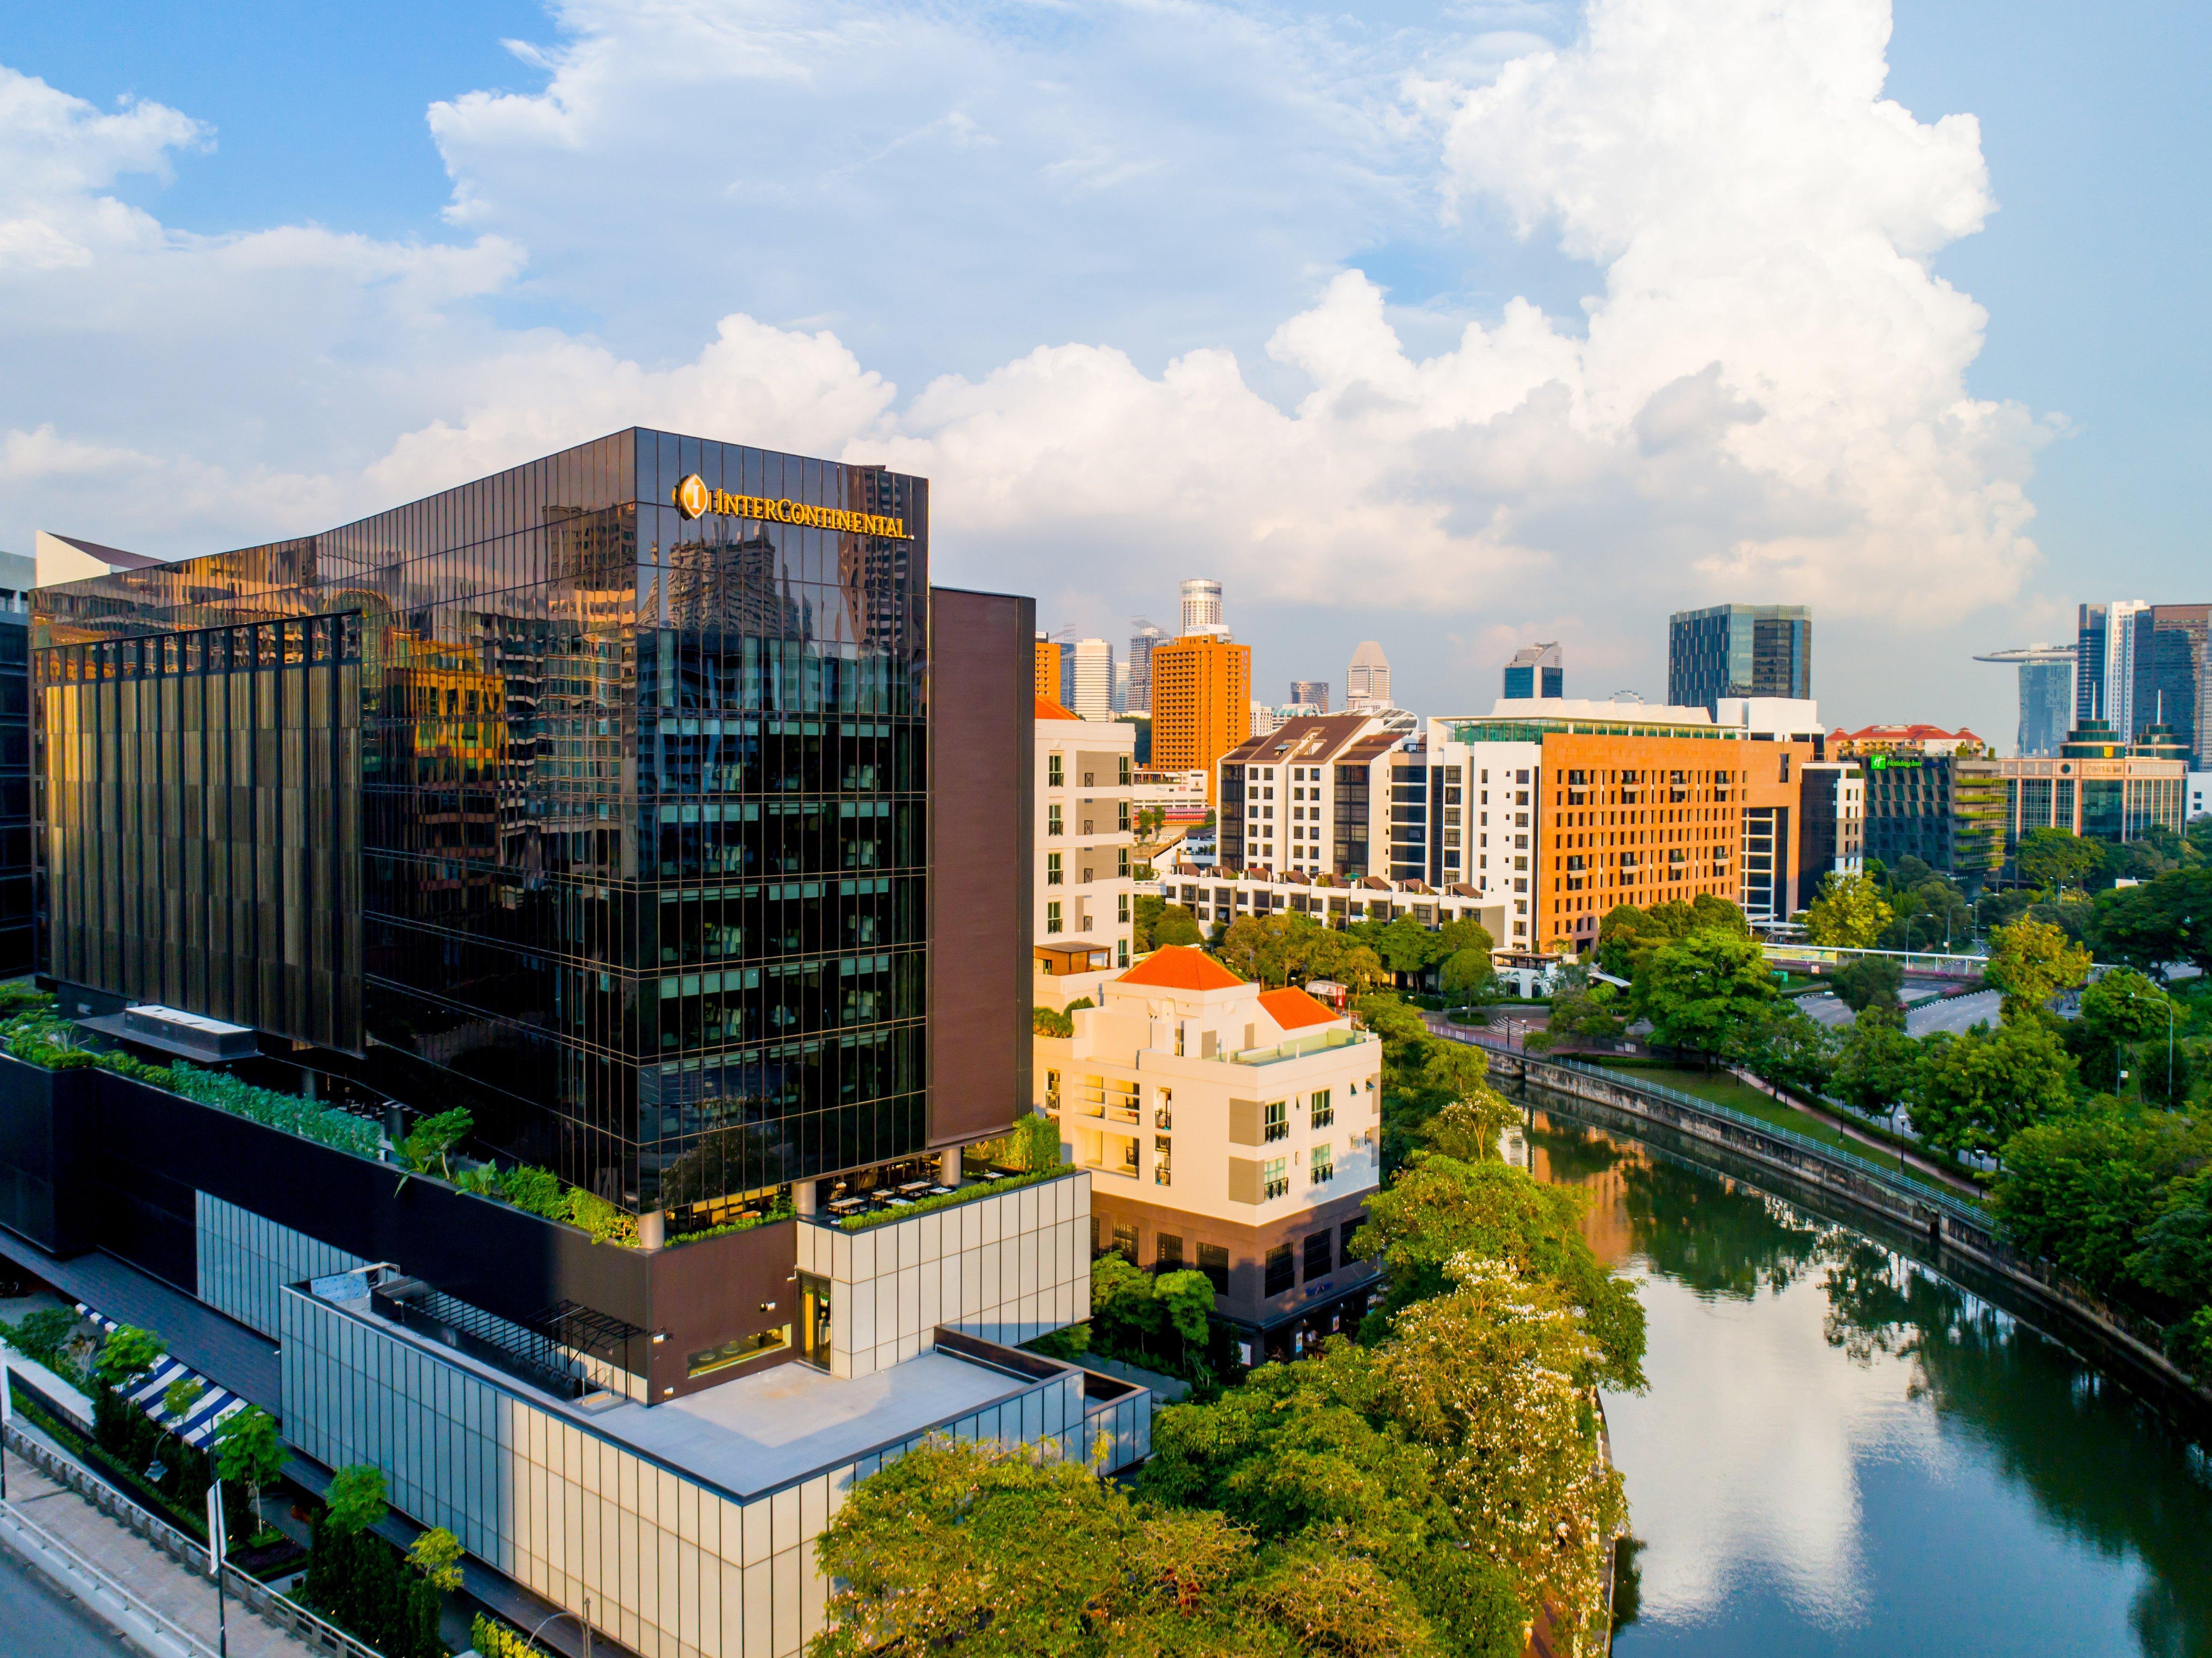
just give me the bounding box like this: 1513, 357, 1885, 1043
828, 1112, 1072, 1232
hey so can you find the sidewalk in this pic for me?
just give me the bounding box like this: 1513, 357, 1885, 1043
0, 1437, 324, 1658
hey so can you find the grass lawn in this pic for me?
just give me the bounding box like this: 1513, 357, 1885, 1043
1588, 1059, 1973, 1203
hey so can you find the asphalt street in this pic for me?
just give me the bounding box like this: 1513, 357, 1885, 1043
1795, 988, 2003, 1037
0, 1536, 135, 1658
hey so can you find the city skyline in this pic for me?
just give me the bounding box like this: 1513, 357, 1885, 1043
1, 3, 2208, 749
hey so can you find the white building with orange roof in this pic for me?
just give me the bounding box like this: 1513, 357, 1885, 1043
1032, 944, 1383, 1363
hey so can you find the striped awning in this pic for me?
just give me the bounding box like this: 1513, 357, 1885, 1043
78, 1304, 250, 1450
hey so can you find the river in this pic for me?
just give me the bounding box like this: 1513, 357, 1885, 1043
1514, 1095, 2212, 1658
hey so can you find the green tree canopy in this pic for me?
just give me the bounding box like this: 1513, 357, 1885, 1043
811, 1436, 1440, 1658
1829, 954, 1904, 1014
1032, 1005, 1074, 1038
213, 1406, 288, 1524
323, 1464, 390, 1536
1830, 1010, 1921, 1116
2091, 869, 2212, 977
1803, 872, 1894, 948
1910, 1017, 2076, 1164
2072, 969, 2178, 1095
1984, 919, 2093, 1024
1723, 1003, 1834, 1100
1629, 928, 1778, 1059
1524, 982, 1627, 1053
1439, 947, 1495, 1006
2016, 826, 2106, 893
1354, 1152, 1645, 1390
91, 1325, 164, 1391
1996, 1110, 2212, 1294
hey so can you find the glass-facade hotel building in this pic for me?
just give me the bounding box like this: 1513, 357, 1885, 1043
31, 430, 1008, 1230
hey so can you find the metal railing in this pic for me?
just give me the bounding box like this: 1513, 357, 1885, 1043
1528, 1055, 1993, 1232
1, 1417, 384, 1658
0, 1491, 221, 1657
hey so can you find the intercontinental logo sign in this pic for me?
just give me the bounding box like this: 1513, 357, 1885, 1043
671, 474, 908, 539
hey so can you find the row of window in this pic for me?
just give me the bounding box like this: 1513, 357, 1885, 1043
1045, 801, 1132, 835
1044, 850, 1132, 885
1045, 754, 1133, 788
1102, 1216, 1364, 1296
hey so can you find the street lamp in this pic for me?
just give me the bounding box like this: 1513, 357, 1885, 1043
529, 1595, 596, 1657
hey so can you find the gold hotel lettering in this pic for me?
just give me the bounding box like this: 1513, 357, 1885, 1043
671, 474, 906, 538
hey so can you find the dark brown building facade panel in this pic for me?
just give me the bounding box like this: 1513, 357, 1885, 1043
926, 587, 1033, 1147
1084, 1186, 1378, 1332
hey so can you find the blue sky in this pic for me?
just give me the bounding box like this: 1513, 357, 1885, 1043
0, 0, 2205, 742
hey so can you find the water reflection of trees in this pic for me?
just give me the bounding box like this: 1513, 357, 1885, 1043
1822, 1240, 2212, 1656
1619, 1152, 1825, 1301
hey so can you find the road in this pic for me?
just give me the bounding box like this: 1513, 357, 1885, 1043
0, 1535, 135, 1657
1795, 987, 2003, 1037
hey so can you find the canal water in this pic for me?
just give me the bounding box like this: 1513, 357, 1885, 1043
1515, 1097, 2212, 1658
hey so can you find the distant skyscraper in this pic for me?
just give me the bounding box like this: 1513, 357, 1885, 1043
2148, 604, 2212, 767
2076, 600, 2149, 736
1503, 642, 1563, 700
1974, 645, 2075, 758
1668, 605, 1811, 710
1127, 620, 1166, 714
1057, 640, 1076, 708
1152, 633, 1251, 802
1290, 680, 1330, 712
1180, 579, 1227, 638
1112, 655, 1129, 715
1347, 641, 1391, 711
1071, 638, 1114, 720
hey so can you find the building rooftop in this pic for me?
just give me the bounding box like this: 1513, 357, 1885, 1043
1257, 987, 1339, 1031
1036, 696, 1080, 721
302, 1276, 1039, 1503
1116, 946, 1244, 991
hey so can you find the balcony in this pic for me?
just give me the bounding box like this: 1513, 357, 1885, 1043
1229, 1029, 1372, 1066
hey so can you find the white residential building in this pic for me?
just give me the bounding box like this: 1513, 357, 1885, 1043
1035, 698, 1136, 1001
1035, 947, 1383, 1363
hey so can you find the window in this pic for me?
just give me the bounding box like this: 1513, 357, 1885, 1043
1046, 852, 1063, 886
1118, 755, 1132, 785
1154, 1136, 1172, 1185
1047, 803, 1063, 835
1340, 1216, 1366, 1260
1112, 1223, 1138, 1262
1157, 1233, 1183, 1270
1263, 1101, 1288, 1142
1117, 892, 1130, 922
1262, 1157, 1289, 1200
1308, 1089, 1333, 1128
1117, 848, 1130, 879
1048, 754, 1064, 787
1046, 1070, 1061, 1110
1117, 939, 1129, 967
1310, 1144, 1334, 1185
1197, 1243, 1230, 1294
1046, 901, 1062, 934
1304, 1231, 1332, 1280
1264, 1244, 1295, 1295
1118, 801, 1131, 832
1154, 1089, 1172, 1130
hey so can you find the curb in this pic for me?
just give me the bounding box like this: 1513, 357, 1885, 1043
0, 1494, 213, 1658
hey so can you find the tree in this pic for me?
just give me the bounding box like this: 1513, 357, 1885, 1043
92, 1325, 164, 1392
1802, 871, 1894, 949
1996, 1113, 2212, 1294
325, 1464, 390, 1534
1829, 954, 1904, 1014
1525, 982, 1627, 1053
2071, 969, 2189, 1103
1438, 947, 1494, 1006
1725, 1004, 1833, 1100
1355, 1152, 1645, 1389
1983, 919, 2092, 1024
2091, 868, 2212, 977
1142, 900, 1202, 950
1910, 1018, 2076, 1165
406, 1526, 465, 1592
1629, 928, 1778, 1061
1032, 1005, 1074, 1038
1831, 1011, 1920, 1117
811, 1435, 1439, 1658
213, 1406, 288, 1530
2016, 826, 2105, 893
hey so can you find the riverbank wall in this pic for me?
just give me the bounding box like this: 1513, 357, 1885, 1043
1482, 1049, 2212, 1418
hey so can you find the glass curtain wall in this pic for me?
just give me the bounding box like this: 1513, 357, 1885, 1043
33, 429, 930, 1218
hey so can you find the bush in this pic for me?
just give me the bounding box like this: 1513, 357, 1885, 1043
473, 1612, 554, 1656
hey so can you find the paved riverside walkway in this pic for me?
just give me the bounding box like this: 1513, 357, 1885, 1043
0, 1435, 324, 1658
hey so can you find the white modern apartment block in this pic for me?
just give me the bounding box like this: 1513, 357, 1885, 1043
1034, 947, 1383, 1362
1035, 698, 1136, 997
1160, 865, 1505, 946
1346, 641, 1392, 711
1215, 712, 1402, 878
1071, 638, 1115, 720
